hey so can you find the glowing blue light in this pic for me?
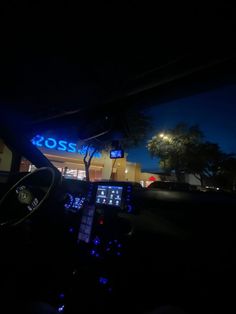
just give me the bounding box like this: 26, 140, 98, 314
58, 305, 65, 313
117, 244, 122, 248
59, 293, 65, 299
68, 142, 77, 153
99, 277, 108, 285
117, 252, 121, 256
58, 140, 67, 151
69, 227, 74, 233
31, 135, 44, 147
93, 237, 101, 245
45, 138, 57, 149
95, 253, 100, 258
90, 250, 96, 256
32, 135, 102, 158
127, 205, 133, 213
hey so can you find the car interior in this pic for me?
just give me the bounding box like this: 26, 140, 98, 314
1, 7, 236, 314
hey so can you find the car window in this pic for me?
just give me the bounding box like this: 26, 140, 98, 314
19, 157, 34, 173
0, 138, 12, 172
0, 139, 33, 176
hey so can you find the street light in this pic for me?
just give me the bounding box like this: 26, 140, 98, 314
159, 132, 172, 142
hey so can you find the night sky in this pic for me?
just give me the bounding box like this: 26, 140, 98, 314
127, 84, 236, 171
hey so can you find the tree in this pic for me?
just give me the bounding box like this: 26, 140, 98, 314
79, 139, 109, 182
119, 109, 151, 149
82, 144, 100, 182
215, 156, 236, 191
185, 142, 226, 186
82, 110, 151, 181
147, 123, 204, 182
147, 123, 229, 185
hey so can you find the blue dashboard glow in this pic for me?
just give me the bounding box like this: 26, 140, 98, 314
59, 293, 65, 299
72, 197, 81, 208
99, 277, 109, 285
57, 305, 65, 313
127, 205, 133, 213
93, 236, 101, 246
64, 193, 74, 209
64, 194, 86, 212
31, 135, 101, 158
90, 250, 96, 256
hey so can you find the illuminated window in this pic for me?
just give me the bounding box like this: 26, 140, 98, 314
77, 170, 86, 180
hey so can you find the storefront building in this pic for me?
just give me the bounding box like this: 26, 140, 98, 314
37, 146, 140, 182
26, 134, 134, 182
1, 135, 161, 187
28, 135, 158, 186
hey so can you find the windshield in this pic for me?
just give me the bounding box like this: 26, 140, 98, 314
19, 84, 235, 193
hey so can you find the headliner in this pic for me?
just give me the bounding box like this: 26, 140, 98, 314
1, 6, 236, 125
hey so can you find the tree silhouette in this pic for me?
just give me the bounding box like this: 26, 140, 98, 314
147, 123, 204, 182
147, 123, 227, 185
82, 110, 151, 181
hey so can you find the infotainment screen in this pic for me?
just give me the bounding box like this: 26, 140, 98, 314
96, 185, 123, 207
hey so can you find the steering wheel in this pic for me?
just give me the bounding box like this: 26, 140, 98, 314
0, 167, 58, 227
0, 168, 63, 310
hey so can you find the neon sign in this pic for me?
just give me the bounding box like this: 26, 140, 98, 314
31, 135, 102, 158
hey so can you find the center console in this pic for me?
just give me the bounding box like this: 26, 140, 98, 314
77, 182, 134, 249
58, 181, 138, 313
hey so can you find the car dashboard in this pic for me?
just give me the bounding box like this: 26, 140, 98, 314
56, 178, 236, 313
2, 175, 236, 313
62, 180, 136, 255
55, 179, 140, 312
